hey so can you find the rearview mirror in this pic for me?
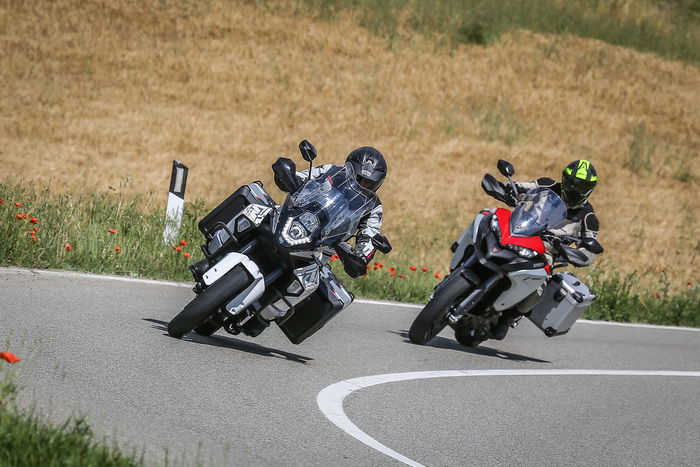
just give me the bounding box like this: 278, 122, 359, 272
497, 159, 515, 177
272, 157, 301, 193
299, 140, 317, 162
581, 237, 604, 254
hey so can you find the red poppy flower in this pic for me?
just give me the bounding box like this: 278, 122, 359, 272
32, 226, 39, 232
422, 267, 428, 272
15, 214, 23, 220
389, 267, 395, 273
173, 246, 182, 252
64, 243, 72, 251
183, 252, 191, 258
365, 265, 370, 270
179, 239, 188, 246
29, 217, 39, 224
107, 228, 117, 234
409, 266, 417, 271
0, 351, 21, 364
398, 274, 407, 279
329, 254, 339, 262
434, 273, 442, 279
114, 246, 122, 253
374, 262, 384, 268
14, 202, 23, 207
0, 199, 4, 205
22, 213, 28, 219
30, 235, 38, 243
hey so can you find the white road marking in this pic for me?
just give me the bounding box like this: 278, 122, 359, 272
1, 267, 192, 288
2, 267, 698, 332
317, 369, 700, 467
354, 298, 422, 309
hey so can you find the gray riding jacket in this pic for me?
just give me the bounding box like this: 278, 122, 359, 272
296, 164, 383, 262
514, 178, 600, 266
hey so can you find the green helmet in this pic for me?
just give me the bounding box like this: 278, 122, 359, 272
562, 159, 598, 206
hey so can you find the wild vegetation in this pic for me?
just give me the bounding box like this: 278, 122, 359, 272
1, 358, 144, 466
294, 0, 700, 63
1, 0, 698, 294
2, 181, 698, 326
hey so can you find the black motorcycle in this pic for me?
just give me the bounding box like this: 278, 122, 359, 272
168, 140, 391, 344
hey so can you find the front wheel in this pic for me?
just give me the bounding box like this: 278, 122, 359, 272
409, 274, 471, 345
194, 319, 222, 337
168, 267, 250, 338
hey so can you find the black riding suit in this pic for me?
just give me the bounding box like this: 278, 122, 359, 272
293, 164, 384, 278
512, 177, 600, 266
492, 177, 601, 339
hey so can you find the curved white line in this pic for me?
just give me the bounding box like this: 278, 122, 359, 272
317, 369, 700, 466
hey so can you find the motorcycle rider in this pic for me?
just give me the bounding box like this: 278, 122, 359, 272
491, 159, 600, 339
276, 146, 388, 278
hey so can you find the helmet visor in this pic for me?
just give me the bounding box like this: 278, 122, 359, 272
562, 177, 595, 205
357, 175, 381, 191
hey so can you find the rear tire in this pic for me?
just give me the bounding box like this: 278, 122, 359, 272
168, 267, 250, 338
409, 274, 471, 345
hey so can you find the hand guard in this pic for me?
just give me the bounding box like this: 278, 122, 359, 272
335, 241, 368, 278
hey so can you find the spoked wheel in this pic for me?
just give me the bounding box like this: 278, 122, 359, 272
168, 266, 250, 339
409, 274, 471, 345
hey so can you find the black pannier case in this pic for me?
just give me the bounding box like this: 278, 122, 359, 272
198, 182, 274, 237
278, 267, 353, 344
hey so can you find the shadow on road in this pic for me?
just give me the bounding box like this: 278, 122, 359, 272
143, 318, 313, 364
389, 330, 551, 364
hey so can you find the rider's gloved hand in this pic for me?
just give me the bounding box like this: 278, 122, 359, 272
335, 241, 368, 278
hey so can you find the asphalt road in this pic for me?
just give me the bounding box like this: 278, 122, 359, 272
1, 267, 699, 466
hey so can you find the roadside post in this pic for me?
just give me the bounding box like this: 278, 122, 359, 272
163, 160, 188, 244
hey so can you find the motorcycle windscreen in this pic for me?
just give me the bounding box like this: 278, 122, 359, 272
509, 187, 567, 237
286, 163, 374, 246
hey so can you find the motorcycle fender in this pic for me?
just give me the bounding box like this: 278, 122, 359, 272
202, 252, 266, 315
493, 268, 548, 311
449, 213, 484, 271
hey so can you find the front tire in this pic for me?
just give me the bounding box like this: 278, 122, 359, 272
194, 319, 222, 337
168, 266, 250, 338
409, 274, 471, 345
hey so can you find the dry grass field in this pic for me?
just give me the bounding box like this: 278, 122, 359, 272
1, 0, 698, 286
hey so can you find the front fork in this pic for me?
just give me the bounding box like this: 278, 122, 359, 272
443, 255, 503, 324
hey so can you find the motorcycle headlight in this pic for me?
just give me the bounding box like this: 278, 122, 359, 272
281, 218, 312, 245
298, 211, 319, 233
506, 244, 539, 258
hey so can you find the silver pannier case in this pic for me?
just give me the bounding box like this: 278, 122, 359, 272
528, 272, 596, 337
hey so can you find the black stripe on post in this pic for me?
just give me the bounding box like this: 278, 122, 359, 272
169, 160, 189, 199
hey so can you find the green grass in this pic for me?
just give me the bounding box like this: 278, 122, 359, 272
583, 265, 700, 326
0, 370, 143, 467
292, 0, 700, 65
0, 181, 205, 282
1, 179, 698, 327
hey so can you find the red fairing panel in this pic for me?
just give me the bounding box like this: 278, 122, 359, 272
495, 208, 546, 254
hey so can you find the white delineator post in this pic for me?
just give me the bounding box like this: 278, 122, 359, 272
163, 160, 189, 244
